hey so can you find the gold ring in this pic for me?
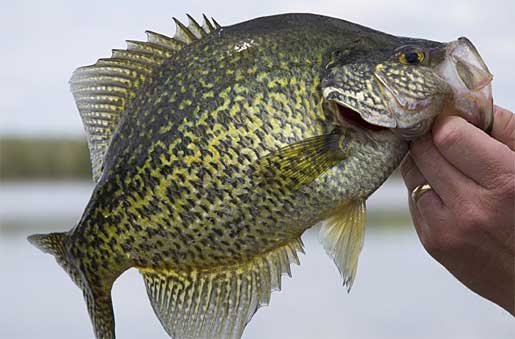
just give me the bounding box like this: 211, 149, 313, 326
411, 184, 433, 204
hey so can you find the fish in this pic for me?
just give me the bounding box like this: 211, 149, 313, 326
28, 13, 493, 339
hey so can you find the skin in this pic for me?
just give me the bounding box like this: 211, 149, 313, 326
401, 105, 515, 315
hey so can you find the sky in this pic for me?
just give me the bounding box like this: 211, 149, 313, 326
1, 0, 514, 137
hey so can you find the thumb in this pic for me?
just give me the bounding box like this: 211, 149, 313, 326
491, 105, 515, 151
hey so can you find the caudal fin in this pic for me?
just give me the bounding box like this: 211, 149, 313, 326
28, 232, 84, 286
28, 232, 116, 339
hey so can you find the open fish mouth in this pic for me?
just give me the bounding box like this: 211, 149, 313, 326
327, 97, 437, 140
326, 100, 389, 131
322, 84, 397, 132
322, 63, 451, 137
325, 83, 456, 140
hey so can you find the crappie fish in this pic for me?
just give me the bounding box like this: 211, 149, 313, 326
28, 13, 493, 339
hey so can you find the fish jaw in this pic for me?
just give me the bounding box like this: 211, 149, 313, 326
372, 63, 451, 138
435, 37, 494, 131
321, 69, 450, 139
320, 57, 454, 138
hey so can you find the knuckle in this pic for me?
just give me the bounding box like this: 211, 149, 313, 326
458, 201, 478, 224
455, 199, 490, 235
497, 107, 514, 123
491, 172, 515, 202
419, 214, 462, 258
412, 137, 433, 155
477, 148, 515, 194
410, 137, 436, 163
457, 200, 477, 221
497, 107, 515, 128
434, 121, 463, 151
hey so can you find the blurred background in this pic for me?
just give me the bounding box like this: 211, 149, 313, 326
1, 1, 514, 338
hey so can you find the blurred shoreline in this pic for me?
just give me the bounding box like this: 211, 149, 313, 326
0, 137, 91, 180
0, 177, 413, 235
0, 137, 405, 181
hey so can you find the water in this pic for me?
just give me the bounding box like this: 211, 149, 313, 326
0, 181, 513, 339
0, 178, 409, 227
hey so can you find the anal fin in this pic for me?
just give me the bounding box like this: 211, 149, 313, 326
319, 200, 366, 291
140, 239, 304, 339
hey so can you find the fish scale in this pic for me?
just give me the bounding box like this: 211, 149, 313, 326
28, 12, 494, 339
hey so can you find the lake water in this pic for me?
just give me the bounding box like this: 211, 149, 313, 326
0, 180, 513, 339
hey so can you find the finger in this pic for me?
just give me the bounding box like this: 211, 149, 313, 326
432, 114, 515, 188
400, 155, 442, 239
401, 155, 441, 205
410, 133, 477, 207
492, 105, 515, 151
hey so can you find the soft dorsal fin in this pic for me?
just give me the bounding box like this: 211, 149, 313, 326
70, 15, 220, 181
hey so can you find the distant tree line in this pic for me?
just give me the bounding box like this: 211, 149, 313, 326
0, 138, 91, 180
1, 138, 403, 182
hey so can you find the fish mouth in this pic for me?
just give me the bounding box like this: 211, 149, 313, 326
327, 100, 389, 131
323, 77, 445, 138
322, 87, 394, 132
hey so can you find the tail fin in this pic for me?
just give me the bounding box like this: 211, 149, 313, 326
28, 232, 83, 286
28, 232, 116, 339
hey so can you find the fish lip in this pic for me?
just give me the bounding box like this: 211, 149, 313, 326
436, 38, 494, 131
454, 37, 493, 78
322, 87, 397, 129
446, 40, 493, 90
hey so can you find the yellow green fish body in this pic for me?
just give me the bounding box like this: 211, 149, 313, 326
28, 13, 493, 339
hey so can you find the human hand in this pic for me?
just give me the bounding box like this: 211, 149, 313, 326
401, 105, 515, 315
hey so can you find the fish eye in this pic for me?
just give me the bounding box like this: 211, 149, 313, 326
399, 51, 425, 65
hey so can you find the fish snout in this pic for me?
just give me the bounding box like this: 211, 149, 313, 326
436, 37, 494, 132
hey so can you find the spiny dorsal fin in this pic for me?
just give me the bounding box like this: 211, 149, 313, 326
173, 17, 197, 44
186, 14, 206, 38
141, 239, 304, 339
212, 17, 222, 29
202, 14, 216, 33
70, 14, 221, 181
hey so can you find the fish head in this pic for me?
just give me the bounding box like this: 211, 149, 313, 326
321, 37, 493, 139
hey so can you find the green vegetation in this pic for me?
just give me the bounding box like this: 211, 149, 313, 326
0, 138, 91, 180
0, 137, 402, 182
367, 210, 412, 230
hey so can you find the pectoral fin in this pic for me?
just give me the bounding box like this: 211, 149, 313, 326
319, 199, 366, 291
254, 132, 348, 190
